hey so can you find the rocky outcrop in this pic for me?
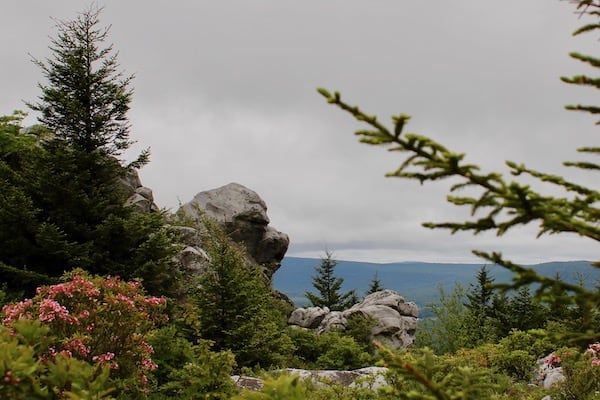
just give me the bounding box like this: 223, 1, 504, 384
289, 290, 418, 350
178, 183, 289, 277
233, 367, 389, 391
288, 306, 330, 329
118, 169, 159, 213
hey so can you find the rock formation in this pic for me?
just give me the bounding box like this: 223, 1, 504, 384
289, 290, 418, 350
118, 169, 159, 213
178, 182, 289, 277
233, 367, 389, 392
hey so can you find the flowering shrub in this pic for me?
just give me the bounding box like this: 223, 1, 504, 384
585, 343, 600, 367
1, 270, 167, 391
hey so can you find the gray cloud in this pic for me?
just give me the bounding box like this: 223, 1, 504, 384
2, 1, 598, 264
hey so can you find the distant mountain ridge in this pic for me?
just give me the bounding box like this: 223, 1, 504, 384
273, 257, 598, 318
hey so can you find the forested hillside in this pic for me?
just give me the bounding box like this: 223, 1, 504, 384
275, 257, 598, 314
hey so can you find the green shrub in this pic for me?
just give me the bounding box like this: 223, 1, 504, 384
0, 319, 114, 399
287, 327, 376, 370
551, 345, 600, 400
148, 325, 236, 400
483, 330, 554, 381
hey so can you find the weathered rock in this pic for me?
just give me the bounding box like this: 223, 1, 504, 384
288, 307, 330, 329
179, 183, 289, 277
118, 169, 159, 213
170, 225, 205, 248
232, 375, 264, 391
543, 367, 565, 390
233, 367, 389, 391
316, 311, 347, 335
177, 246, 210, 274
534, 354, 566, 390
289, 290, 418, 350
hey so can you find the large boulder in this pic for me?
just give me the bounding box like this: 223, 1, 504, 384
179, 183, 289, 277
288, 306, 330, 329
289, 290, 418, 350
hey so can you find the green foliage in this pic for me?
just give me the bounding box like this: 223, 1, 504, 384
484, 330, 554, 381
316, 332, 375, 370
0, 7, 179, 297
366, 271, 384, 295
317, 2, 600, 398
196, 220, 294, 370
344, 314, 379, 354
0, 105, 179, 298
463, 266, 500, 346
552, 346, 600, 400
0, 319, 114, 399
27, 6, 143, 161
379, 347, 506, 400
148, 325, 236, 400
415, 284, 470, 354
287, 326, 376, 370
305, 251, 358, 311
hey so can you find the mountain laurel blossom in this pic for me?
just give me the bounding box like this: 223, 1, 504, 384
544, 353, 563, 368
1, 271, 167, 384
586, 343, 600, 367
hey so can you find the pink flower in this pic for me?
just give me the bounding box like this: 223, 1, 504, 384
66, 338, 89, 357
544, 353, 562, 367
140, 357, 158, 371
587, 343, 600, 367
2, 299, 33, 323
113, 294, 135, 309
38, 299, 75, 323
143, 296, 166, 306
93, 352, 115, 363
139, 341, 154, 354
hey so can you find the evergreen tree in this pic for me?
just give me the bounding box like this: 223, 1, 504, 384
28, 6, 146, 163
0, 8, 178, 296
465, 266, 495, 317
196, 220, 294, 369
305, 251, 357, 311
489, 291, 513, 338
463, 266, 499, 345
366, 271, 384, 294
508, 286, 547, 332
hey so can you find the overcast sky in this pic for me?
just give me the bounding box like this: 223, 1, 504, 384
2, 1, 598, 264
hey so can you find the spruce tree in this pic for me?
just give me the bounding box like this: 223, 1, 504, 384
465, 266, 495, 317
366, 271, 384, 294
305, 251, 357, 311
508, 286, 546, 331
28, 6, 145, 163
463, 266, 498, 345
195, 220, 294, 369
